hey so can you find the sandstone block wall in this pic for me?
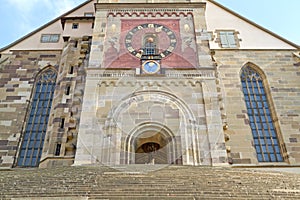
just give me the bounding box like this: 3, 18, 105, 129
0, 50, 61, 168
39, 37, 91, 168
215, 50, 300, 164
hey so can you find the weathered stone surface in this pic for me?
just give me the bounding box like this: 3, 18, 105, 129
1, 165, 300, 199
0, 50, 61, 168
215, 50, 300, 164
0, 1, 299, 169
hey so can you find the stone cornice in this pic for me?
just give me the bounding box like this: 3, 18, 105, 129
95, 2, 206, 10
86, 68, 215, 79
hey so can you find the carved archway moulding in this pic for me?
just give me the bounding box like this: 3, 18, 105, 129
99, 89, 208, 165
104, 90, 197, 129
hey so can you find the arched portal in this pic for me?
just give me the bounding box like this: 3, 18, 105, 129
124, 122, 182, 165
97, 89, 211, 166
135, 132, 167, 164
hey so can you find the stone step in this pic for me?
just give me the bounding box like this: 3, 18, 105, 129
1, 165, 300, 199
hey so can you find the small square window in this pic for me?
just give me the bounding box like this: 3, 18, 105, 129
84, 12, 94, 17
41, 35, 50, 43
217, 31, 239, 48
50, 34, 59, 42
72, 23, 79, 29
41, 34, 60, 43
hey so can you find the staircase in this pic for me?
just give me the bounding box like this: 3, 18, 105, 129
1, 165, 300, 199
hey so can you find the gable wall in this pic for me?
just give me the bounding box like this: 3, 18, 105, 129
63, 20, 94, 38
64, 0, 96, 17
205, 1, 297, 50
1, 0, 96, 53
1, 22, 64, 53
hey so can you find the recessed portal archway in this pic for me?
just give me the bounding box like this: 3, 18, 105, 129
135, 131, 168, 164
123, 122, 182, 165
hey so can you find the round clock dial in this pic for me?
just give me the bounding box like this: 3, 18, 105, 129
142, 60, 160, 74
125, 23, 177, 59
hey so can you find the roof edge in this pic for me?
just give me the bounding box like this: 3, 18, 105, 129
1, 0, 299, 52
207, 0, 300, 49
0, 0, 93, 52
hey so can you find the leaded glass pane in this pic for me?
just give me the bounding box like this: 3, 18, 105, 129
264, 154, 270, 162
252, 131, 258, 137
256, 95, 261, 101
241, 66, 283, 162
257, 154, 263, 162
17, 68, 57, 167
264, 131, 270, 137
277, 154, 283, 161
270, 154, 276, 162
268, 145, 274, 153
255, 116, 260, 122
255, 146, 261, 153
34, 141, 41, 148
252, 103, 257, 108
253, 109, 258, 115
256, 123, 262, 130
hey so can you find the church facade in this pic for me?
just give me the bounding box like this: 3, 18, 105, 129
0, 0, 299, 168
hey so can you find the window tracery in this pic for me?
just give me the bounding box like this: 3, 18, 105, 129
241, 65, 284, 162
17, 68, 57, 167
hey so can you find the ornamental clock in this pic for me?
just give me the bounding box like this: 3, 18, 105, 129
124, 23, 177, 59
125, 23, 177, 75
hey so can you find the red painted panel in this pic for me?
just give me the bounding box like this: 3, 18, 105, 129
104, 19, 197, 69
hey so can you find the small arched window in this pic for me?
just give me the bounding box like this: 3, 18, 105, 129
241, 65, 284, 162
143, 34, 157, 55
17, 68, 57, 167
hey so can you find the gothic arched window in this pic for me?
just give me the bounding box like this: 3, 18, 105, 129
241, 65, 284, 162
17, 68, 57, 167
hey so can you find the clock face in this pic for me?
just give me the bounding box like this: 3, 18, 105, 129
125, 23, 177, 59
142, 60, 160, 74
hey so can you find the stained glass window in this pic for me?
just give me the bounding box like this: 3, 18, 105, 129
17, 68, 57, 167
241, 66, 283, 162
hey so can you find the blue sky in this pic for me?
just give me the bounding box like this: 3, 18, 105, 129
0, 0, 299, 48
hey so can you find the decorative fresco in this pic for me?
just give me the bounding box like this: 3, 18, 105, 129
103, 18, 198, 69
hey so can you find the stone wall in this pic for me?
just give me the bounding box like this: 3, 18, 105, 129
1, 165, 300, 199
74, 68, 228, 166
0, 50, 61, 168
214, 50, 300, 164
0, 36, 92, 168
39, 36, 92, 168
